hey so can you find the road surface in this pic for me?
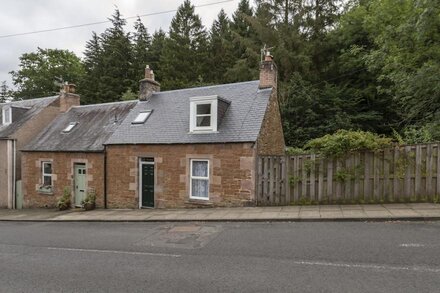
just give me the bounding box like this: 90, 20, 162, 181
0, 221, 439, 292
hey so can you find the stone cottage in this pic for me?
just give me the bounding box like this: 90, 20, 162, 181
21, 100, 136, 208
0, 85, 79, 208
22, 54, 284, 209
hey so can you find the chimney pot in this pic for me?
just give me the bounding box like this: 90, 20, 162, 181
60, 82, 80, 112
259, 49, 277, 90
140, 65, 160, 101
63, 82, 76, 94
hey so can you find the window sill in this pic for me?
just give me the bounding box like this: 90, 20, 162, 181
189, 130, 219, 134
37, 190, 54, 195
185, 198, 213, 206
37, 186, 54, 195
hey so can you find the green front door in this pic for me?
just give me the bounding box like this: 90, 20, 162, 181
74, 164, 87, 207
141, 162, 154, 208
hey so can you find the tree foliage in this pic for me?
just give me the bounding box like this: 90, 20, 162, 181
305, 129, 393, 157
6, 0, 440, 145
10, 48, 84, 99
159, 0, 209, 90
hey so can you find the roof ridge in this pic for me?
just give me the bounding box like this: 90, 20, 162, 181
155, 80, 260, 95
72, 100, 138, 109
0, 95, 58, 105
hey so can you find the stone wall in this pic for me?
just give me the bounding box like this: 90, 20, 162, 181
257, 89, 285, 155
22, 152, 104, 208
13, 103, 60, 180
106, 143, 256, 209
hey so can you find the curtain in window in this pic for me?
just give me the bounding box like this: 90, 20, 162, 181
192, 179, 208, 198
192, 161, 208, 177
192, 161, 208, 198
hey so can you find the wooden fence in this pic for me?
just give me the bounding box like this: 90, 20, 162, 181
257, 143, 440, 205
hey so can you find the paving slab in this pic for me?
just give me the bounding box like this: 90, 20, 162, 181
362, 205, 388, 211
320, 211, 344, 219
407, 203, 440, 209
340, 205, 363, 210
382, 204, 411, 209
300, 206, 320, 211
342, 211, 368, 218
413, 209, 440, 216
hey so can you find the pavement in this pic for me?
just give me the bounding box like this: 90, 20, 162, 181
1, 203, 440, 222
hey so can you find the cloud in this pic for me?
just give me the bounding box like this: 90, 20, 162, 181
0, 0, 238, 89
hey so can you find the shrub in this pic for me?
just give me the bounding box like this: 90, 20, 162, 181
304, 129, 392, 158
81, 189, 96, 210
56, 187, 71, 210
286, 147, 309, 155
394, 124, 440, 144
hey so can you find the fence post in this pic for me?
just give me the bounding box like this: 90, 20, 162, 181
310, 154, 316, 202
318, 157, 324, 202
393, 146, 400, 201
426, 144, 433, 197
415, 145, 422, 198
286, 156, 291, 204
437, 144, 440, 196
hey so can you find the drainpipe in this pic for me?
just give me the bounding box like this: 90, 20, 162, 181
104, 145, 107, 209
12, 139, 16, 209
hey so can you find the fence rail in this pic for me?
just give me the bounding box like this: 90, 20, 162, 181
257, 143, 440, 205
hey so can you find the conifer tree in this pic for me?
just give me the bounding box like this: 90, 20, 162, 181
227, 0, 259, 82
81, 9, 135, 103
99, 9, 134, 102
148, 29, 167, 82
208, 9, 235, 83
80, 32, 103, 104
160, 0, 209, 90
132, 17, 152, 84
0, 81, 11, 103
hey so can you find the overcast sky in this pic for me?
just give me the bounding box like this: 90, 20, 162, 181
0, 0, 239, 88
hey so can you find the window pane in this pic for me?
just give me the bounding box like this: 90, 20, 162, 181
132, 112, 151, 124
43, 175, 52, 186
196, 116, 211, 127
192, 179, 208, 198
192, 161, 208, 177
63, 122, 77, 133
43, 163, 52, 174
196, 104, 211, 115
4, 108, 10, 123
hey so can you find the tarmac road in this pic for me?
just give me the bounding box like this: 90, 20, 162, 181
1, 221, 439, 292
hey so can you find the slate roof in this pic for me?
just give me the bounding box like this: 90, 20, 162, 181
23, 101, 137, 152
105, 80, 272, 145
0, 96, 59, 139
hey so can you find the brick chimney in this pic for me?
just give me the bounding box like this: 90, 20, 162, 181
60, 82, 80, 113
259, 50, 277, 90
139, 65, 160, 101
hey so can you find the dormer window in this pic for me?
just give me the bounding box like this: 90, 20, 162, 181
2, 106, 11, 125
190, 96, 218, 133
63, 122, 78, 133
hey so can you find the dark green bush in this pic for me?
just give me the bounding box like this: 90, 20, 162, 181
304, 129, 392, 158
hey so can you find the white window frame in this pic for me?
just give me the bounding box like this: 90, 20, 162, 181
42, 161, 53, 187
189, 96, 218, 133
2, 106, 12, 125
189, 159, 210, 200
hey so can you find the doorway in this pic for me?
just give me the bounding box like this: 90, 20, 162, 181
139, 158, 154, 208
74, 163, 87, 207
